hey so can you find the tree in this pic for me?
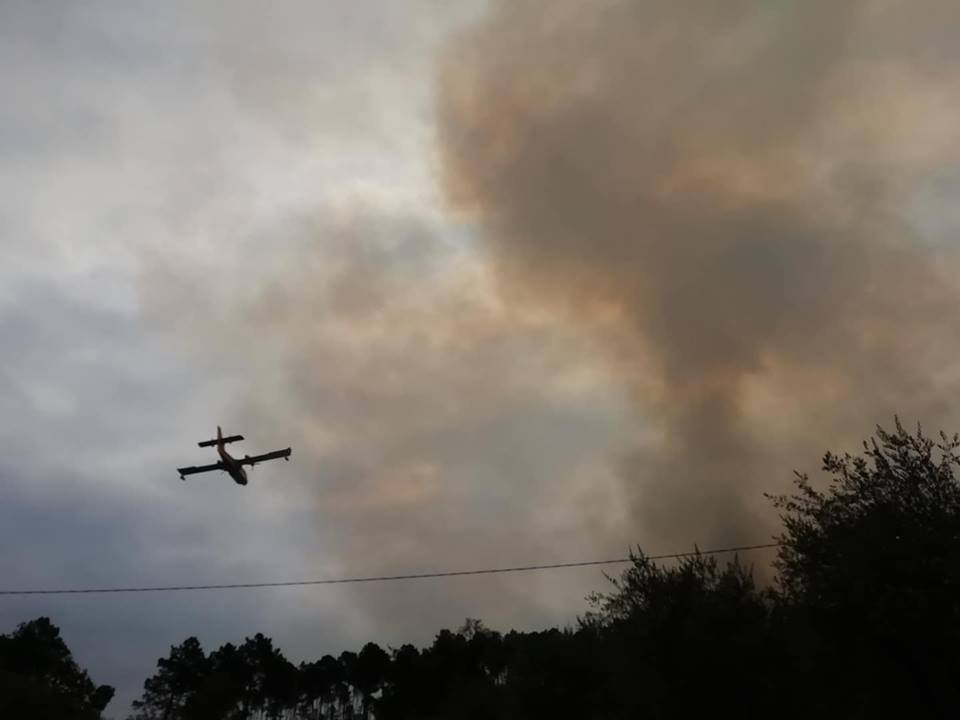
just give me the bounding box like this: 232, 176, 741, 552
583, 551, 776, 718
378, 644, 429, 719
238, 634, 298, 719
353, 642, 390, 718
0, 617, 114, 719
771, 418, 960, 715
130, 637, 209, 720
336, 650, 359, 718
298, 656, 338, 719
203, 642, 251, 720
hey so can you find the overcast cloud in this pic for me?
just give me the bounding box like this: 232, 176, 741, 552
4, 1, 960, 716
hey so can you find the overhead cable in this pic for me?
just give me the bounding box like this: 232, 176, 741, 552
0, 543, 781, 596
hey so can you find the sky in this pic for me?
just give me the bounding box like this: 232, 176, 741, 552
3, 1, 960, 715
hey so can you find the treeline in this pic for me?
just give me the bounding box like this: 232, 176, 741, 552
5, 420, 960, 718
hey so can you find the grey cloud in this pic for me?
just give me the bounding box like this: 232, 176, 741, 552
1, 1, 523, 715
142, 205, 634, 649
24, 0, 960, 715
0, 472, 363, 714
0, 248, 384, 715
0, 278, 312, 714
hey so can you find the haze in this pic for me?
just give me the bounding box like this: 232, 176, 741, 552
3, 1, 960, 714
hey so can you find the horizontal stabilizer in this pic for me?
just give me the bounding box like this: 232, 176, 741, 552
198, 434, 244, 448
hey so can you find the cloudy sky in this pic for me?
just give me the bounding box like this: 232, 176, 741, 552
3, 0, 960, 714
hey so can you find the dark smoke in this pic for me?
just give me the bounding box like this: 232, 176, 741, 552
438, 0, 960, 548
142, 205, 635, 637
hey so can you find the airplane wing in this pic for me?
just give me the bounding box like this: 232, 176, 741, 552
239, 448, 292, 467
177, 461, 226, 479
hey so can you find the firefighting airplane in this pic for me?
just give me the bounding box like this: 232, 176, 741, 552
177, 427, 291, 485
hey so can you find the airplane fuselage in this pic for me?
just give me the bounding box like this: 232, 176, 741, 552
217, 442, 248, 485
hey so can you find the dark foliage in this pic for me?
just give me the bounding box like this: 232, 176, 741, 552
769, 418, 960, 716
0, 616, 114, 719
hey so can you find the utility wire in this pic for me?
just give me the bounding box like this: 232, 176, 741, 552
0, 542, 781, 596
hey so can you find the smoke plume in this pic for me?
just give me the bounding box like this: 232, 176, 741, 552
438, 0, 960, 548
138, 1, 960, 639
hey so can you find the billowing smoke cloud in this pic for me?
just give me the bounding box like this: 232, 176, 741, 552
133, 0, 635, 655
142, 205, 635, 639
138, 0, 960, 646
437, 0, 960, 548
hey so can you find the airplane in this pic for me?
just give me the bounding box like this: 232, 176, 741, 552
177, 426, 291, 485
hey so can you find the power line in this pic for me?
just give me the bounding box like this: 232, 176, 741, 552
0, 543, 781, 597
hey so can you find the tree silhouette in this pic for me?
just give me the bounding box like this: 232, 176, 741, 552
771, 418, 960, 716
239, 634, 298, 719
583, 551, 777, 718
130, 637, 209, 720
353, 642, 390, 717
205, 642, 254, 720
0, 616, 114, 719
